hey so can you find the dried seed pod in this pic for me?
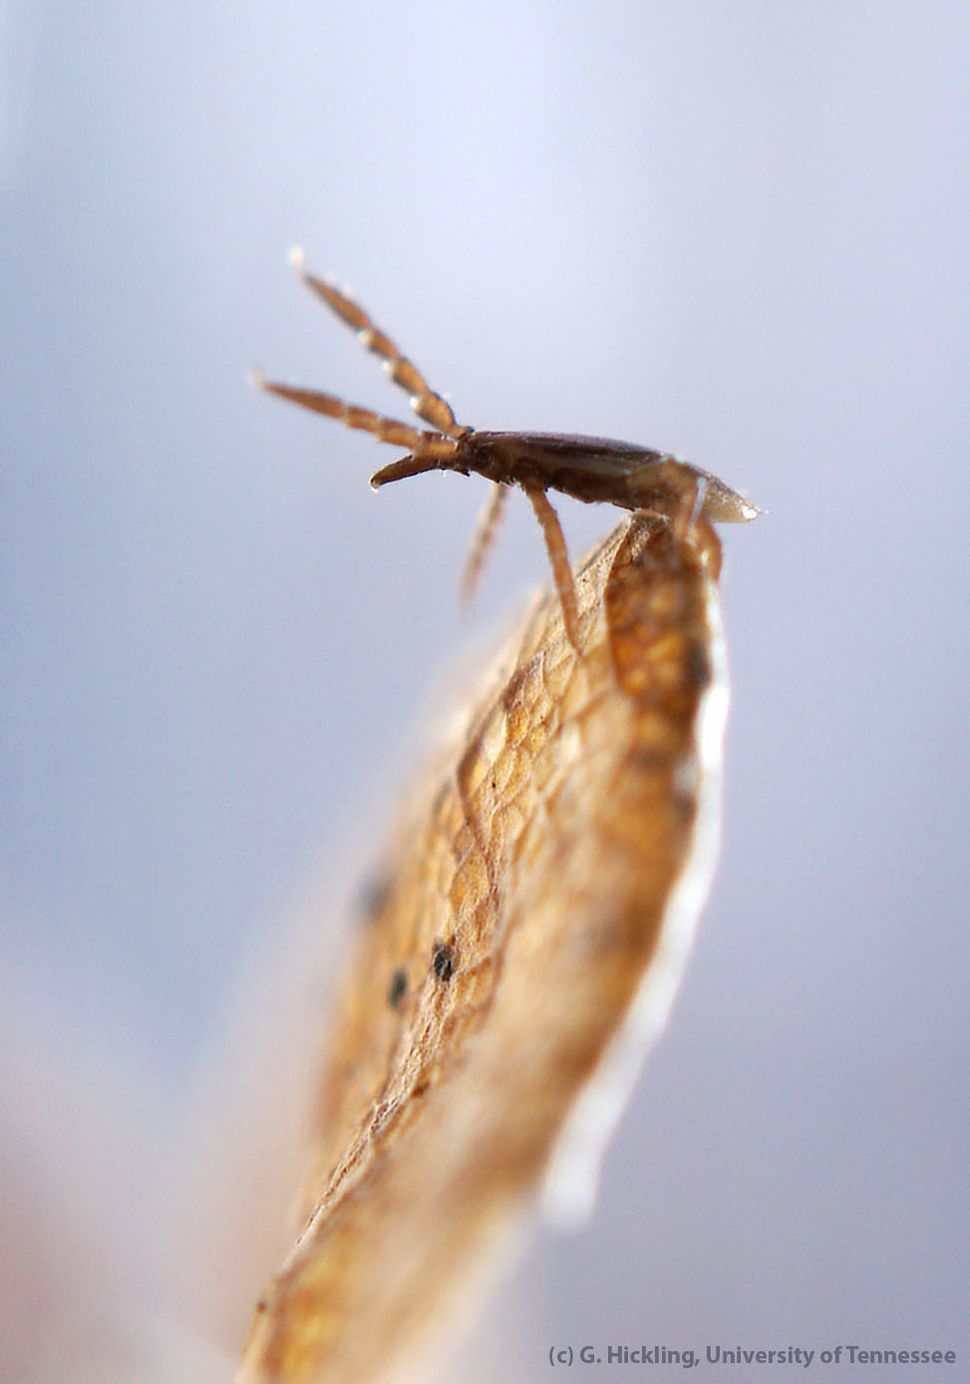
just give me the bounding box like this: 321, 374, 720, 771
238, 514, 728, 1384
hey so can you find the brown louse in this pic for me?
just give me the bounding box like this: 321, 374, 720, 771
253, 249, 759, 646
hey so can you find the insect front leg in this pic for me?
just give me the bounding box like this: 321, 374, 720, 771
290, 249, 468, 440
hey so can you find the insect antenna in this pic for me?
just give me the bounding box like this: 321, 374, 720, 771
290, 247, 467, 440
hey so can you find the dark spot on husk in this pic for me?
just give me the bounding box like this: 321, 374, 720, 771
432, 942, 455, 982
388, 968, 408, 1008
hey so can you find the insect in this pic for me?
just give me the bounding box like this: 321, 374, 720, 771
253, 249, 759, 645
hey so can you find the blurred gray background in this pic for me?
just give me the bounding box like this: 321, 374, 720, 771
2, 2, 968, 1381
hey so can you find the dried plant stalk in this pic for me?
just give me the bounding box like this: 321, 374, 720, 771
238, 513, 729, 1384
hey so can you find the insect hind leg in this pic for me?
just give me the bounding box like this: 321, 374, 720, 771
290, 248, 466, 440
627, 461, 708, 542
675, 474, 707, 542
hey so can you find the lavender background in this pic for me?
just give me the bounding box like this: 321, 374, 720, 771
3, 3, 968, 1380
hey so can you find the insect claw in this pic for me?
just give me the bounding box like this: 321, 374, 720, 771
289, 244, 307, 274
249, 366, 268, 391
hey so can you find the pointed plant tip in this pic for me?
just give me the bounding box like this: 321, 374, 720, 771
288, 244, 307, 274
248, 366, 268, 391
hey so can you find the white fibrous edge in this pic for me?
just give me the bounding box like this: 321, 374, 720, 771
540, 577, 729, 1226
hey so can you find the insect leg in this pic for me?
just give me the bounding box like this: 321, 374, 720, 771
369, 451, 457, 487
251, 371, 459, 457
290, 248, 467, 440
626, 462, 707, 541
523, 486, 581, 650
674, 474, 707, 542
459, 483, 510, 608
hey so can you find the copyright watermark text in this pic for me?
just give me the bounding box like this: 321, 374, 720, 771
547, 1343, 958, 1369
